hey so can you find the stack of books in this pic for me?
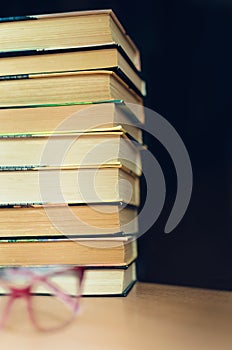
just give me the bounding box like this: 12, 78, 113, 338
0, 10, 145, 296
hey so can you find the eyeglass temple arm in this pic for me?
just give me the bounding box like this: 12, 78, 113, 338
40, 268, 84, 306
39, 278, 80, 311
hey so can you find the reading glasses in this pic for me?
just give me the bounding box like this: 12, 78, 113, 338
0, 265, 85, 331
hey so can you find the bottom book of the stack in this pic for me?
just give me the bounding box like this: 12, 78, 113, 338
51, 262, 136, 296
0, 262, 136, 297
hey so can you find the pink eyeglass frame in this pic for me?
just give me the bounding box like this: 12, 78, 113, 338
0, 266, 85, 331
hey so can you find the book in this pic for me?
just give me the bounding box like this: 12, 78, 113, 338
0, 10, 141, 71
44, 263, 136, 296
0, 101, 144, 140
0, 131, 142, 176
0, 165, 140, 206
0, 238, 137, 266
0, 70, 143, 108
0, 45, 145, 96
0, 263, 136, 296
0, 204, 138, 238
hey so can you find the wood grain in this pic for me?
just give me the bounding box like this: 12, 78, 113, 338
1, 282, 232, 350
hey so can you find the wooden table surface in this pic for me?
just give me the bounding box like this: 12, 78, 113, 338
1, 282, 232, 350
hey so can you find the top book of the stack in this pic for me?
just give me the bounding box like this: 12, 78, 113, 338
0, 10, 141, 71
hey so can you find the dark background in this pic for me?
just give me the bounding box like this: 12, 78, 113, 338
1, 1, 232, 289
